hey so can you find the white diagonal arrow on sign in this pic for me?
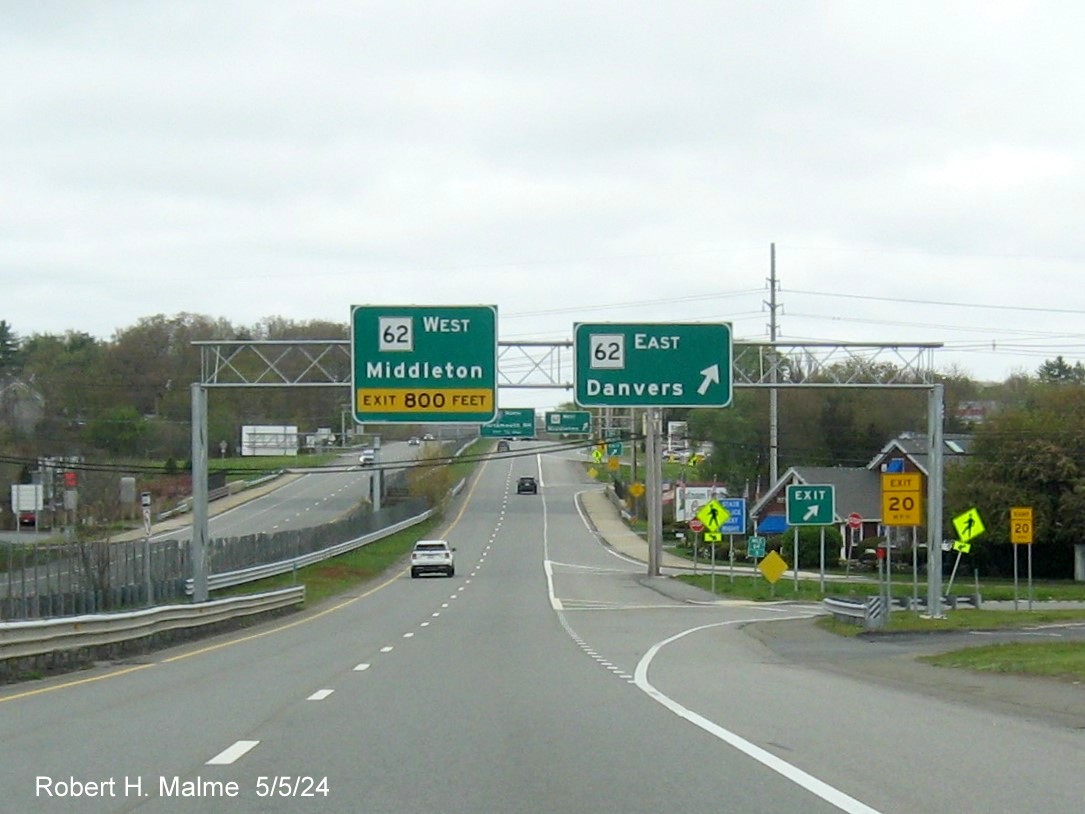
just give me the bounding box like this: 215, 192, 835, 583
697, 364, 720, 396
803, 505, 819, 521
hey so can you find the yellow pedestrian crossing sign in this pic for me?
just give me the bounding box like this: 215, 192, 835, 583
952, 508, 985, 543
695, 499, 730, 533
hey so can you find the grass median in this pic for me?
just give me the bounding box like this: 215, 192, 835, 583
919, 642, 1085, 681
220, 512, 447, 605
218, 439, 487, 605
681, 571, 1085, 681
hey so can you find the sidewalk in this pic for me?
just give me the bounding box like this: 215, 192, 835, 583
579, 485, 782, 579
578, 486, 692, 570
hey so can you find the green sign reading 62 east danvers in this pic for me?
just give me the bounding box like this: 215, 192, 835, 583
573, 322, 732, 408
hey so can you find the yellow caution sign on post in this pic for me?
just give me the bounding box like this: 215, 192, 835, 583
952, 508, 985, 543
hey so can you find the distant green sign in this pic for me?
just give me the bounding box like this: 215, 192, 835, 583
545, 411, 592, 435
481, 408, 536, 437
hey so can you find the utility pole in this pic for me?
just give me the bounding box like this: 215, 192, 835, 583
766, 243, 781, 487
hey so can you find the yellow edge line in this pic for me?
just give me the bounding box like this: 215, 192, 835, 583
1, 453, 490, 706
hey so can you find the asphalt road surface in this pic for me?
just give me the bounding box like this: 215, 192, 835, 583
2, 450, 1084, 813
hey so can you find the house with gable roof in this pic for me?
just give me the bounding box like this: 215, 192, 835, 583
749, 432, 973, 560
0, 377, 44, 436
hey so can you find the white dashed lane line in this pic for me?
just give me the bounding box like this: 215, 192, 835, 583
206, 740, 260, 766
307, 689, 335, 701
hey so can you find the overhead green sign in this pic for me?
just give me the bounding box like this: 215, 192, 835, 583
351, 305, 497, 423
481, 408, 536, 437
544, 410, 592, 435
786, 484, 836, 526
574, 322, 732, 408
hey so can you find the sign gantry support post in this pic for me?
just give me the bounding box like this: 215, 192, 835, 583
927, 384, 945, 618
646, 408, 662, 577
190, 383, 209, 604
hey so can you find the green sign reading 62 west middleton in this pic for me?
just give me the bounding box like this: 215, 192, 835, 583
351, 305, 497, 423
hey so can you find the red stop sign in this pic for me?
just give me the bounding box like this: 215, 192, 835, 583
847, 512, 862, 529
689, 519, 705, 533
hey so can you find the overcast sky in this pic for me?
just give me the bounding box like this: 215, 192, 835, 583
4, 1, 1084, 404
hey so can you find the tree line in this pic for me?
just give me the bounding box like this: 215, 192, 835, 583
0, 314, 350, 466
4, 315, 1085, 577
636, 353, 1085, 579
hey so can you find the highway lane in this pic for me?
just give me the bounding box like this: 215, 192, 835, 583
153, 442, 418, 543
0, 444, 419, 601
2, 447, 1083, 813
0, 449, 834, 813
537, 455, 1085, 814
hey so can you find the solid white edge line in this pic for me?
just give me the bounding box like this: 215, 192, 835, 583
206, 740, 260, 765
539, 453, 566, 610
544, 559, 564, 610
573, 488, 644, 567
633, 619, 884, 814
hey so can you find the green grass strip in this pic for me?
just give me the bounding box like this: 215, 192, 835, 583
920, 642, 1085, 681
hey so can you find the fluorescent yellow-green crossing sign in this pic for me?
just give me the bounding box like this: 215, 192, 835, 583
952, 508, 985, 543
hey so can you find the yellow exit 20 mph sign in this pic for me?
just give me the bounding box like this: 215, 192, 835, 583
1010, 507, 1034, 544
881, 472, 923, 526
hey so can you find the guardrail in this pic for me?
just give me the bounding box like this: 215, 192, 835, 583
194, 508, 434, 593
0, 586, 304, 662
824, 593, 983, 628
2, 444, 474, 673
822, 596, 886, 629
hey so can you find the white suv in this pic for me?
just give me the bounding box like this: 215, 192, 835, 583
410, 540, 455, 578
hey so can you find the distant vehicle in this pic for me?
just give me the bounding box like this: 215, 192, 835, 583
410, 540, 455, 578
408, 437, 421, 446
18, 511, 36, 527
517, 476, 538, 495
496, 440, 510, 452
359, 448, 376, 466
423, 433, 435, 441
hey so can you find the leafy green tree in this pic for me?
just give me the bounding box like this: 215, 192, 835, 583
0, 320, 19, 375
19, 331, 107, 448
687, 394, 769, 490
946, 384, 1085, 577
1037, 355, 1085, 385
86, 405, 149, 456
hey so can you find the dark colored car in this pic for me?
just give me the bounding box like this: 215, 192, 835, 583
517, 476, 537, 494
496, 440, 510, 452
